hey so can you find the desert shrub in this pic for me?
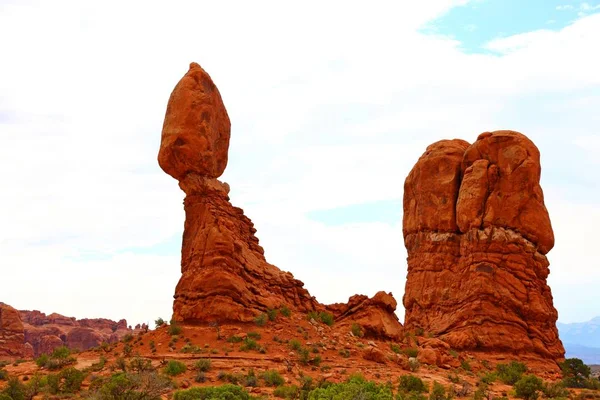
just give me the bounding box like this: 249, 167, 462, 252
123, 343, 133, 356
319, 312, 334, 326
403, 348, 419, 358
195, 371, 206, 383
0, 394, 12, 400
399, 375, 428, 394
262, 370, 285, 387
122, 334, 134, 343
173, 384, 252, 400
154, 317, 165, 328
351, 323, 364, 337
167, 321, 182, 336
561, 358, 592, 388
35, 346, 76, 370
390, 344, 401, 354
194, 358, 211, 372
408, 358, 420, 372
129, 357, 154, 372
87, 371, 172, 400
308, 375, 393, 399
460, 359, 471, 371
217, 372, 243, 385
473, 383, 488, 400
1, 377, 26, 400
0, 370, 7, 381
267, 309, 278, 321
280, 306, 291, 317
115, 357, 127, 372
514, 375, 543, 400
163, 360, 186, 376
339, 349, 351, 358
298, 347, 311, 365
244, 369, 258, 387
274, 385, 299, 399
240, 338, 259, 352
227, 335, 243, 343
247, 332, 261, 340
542, 381, 570, 398
429, 381, 447, 400
496, 361, 528, 385
254, 313, 267, 327
480, 372, 497, 385
289, 339, 302, 351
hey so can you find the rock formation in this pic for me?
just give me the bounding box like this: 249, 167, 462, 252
403, 130, 564, 361
160, 63, 322, 323
19, 310, 132, 356
0, 303, 32, 359
327, 292, 403, 340
160, 63, 403, 339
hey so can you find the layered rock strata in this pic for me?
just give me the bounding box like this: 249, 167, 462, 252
403, 131, 564, 361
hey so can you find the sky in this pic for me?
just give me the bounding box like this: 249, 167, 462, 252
1, 0, 599, 327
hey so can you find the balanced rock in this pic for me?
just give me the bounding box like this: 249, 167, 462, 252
403, 130, 564, 362
160, 63, 320, 323
159, 62, 230, 180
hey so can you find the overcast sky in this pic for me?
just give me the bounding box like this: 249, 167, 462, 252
1, 0, 599, 327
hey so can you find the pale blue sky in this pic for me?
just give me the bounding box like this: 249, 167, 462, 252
0, 0, 599, 326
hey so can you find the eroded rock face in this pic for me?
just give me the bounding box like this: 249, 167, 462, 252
161, 64, 321, 323
403, 130, 564, 362
328, 292, 403, 340
0, 303, 31, 359
20, 310, 133, 356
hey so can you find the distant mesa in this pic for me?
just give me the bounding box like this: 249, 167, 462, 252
403, 131, 564, 364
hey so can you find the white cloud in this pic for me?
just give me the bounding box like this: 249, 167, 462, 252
0, 0, 599, 325
556, 4, 575, 10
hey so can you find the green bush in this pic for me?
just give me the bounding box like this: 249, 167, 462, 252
195, 358, 211, 372
155, 317, 165, 328
399, 375, 428, 393
429, 382, 447, 400
350, 323, 364, 337
280, 306, 291, 317
240, 338, 259, 352
254, 313, 267, 327
88, 371, 172, 400
245, 369, 258, 387
1, 377, 26, 400
163, 360, 187, 376
289, 339, 302, 351
542, 381, 570, 398
561, 358, 591, 388
496, 361, 528, 385
267, 309, 278, 321
168, 322, 182, 336
129, 356, 154, 372
261, 370, 285, 387
35, 346, 77, 370
460, 359, 471, 371
247, 332, 261, 340
480, 372, 497, 384
390, 344, 401, 354
274, 385, 299, 399
308, 375, 393, 399
339, 349, 351, 358
514, 375, 543, 400
173, 384, 253, 400
227, 335, 243, 343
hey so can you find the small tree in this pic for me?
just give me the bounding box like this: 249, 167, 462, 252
514, 375, 543, 400
560, 358, 591, 388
